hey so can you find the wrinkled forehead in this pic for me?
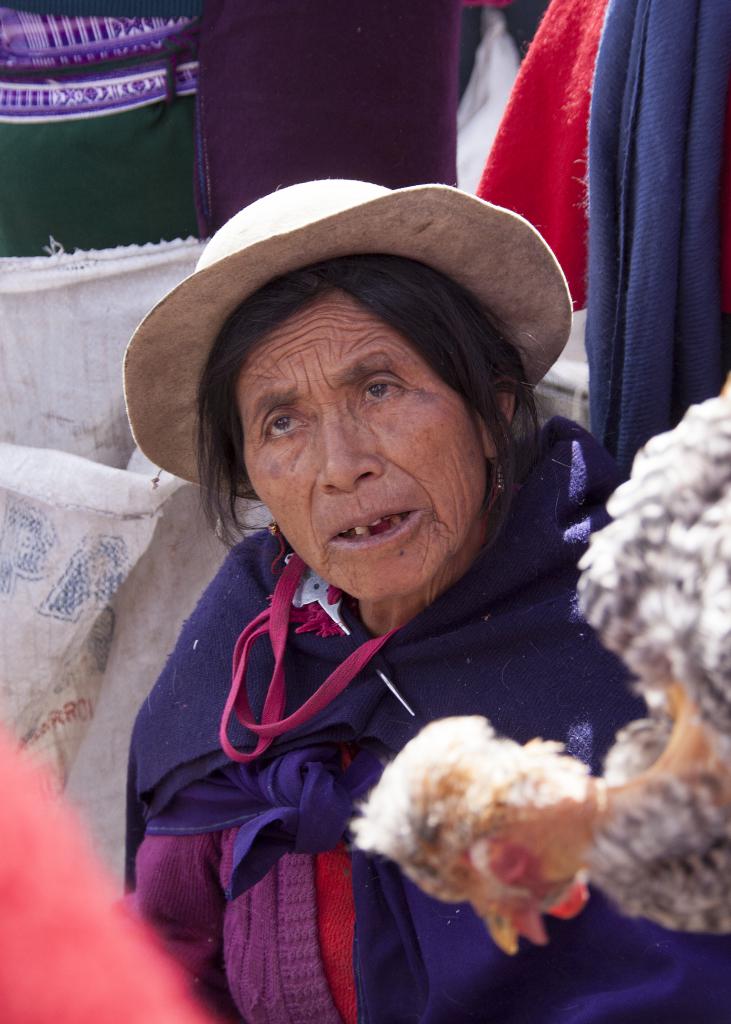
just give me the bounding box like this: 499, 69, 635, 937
236, 290, 425, 400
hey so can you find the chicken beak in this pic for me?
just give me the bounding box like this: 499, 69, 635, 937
484, 912, 520, 955
483, 906, 549, 954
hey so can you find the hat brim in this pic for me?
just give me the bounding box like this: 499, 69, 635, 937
124, 184, 571, 483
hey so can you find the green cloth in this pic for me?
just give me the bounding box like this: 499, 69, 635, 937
0, 95, 199, 256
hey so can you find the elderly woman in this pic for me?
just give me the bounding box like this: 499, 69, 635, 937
124, 181, 731, 1024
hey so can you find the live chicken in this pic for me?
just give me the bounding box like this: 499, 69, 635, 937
352, 388, 731, 954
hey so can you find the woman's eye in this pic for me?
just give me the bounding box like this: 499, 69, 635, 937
366, 381, 391, 400
268, 415, 293, 436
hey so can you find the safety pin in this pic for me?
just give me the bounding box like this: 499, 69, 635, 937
376, 669, 415, 717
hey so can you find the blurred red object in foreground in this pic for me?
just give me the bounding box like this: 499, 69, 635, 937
0, 726, 214, 1024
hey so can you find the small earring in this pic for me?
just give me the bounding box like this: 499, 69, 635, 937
269, 521, 287, 574
496, 467, 505, 493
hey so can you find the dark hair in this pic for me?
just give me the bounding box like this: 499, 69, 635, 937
197, 254, 539, 545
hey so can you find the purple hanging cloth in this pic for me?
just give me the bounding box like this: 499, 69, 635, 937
194, 0, 464, 235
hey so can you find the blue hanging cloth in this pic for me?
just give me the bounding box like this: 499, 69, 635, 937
586, 0, 731, 477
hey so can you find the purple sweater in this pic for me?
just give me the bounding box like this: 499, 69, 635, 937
136, 830, 341, 1023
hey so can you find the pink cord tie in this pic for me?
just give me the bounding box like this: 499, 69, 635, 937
220, 553, 398, 763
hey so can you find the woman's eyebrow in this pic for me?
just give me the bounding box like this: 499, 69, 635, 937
248, 386, 299, 423
333, 354, 397, 387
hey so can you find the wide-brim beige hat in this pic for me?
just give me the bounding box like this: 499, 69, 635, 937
124, 179, 572, 483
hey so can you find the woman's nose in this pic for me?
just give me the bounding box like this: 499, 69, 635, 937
317, 415, 383, 493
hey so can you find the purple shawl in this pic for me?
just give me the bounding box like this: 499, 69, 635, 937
128, 417, 731, 1022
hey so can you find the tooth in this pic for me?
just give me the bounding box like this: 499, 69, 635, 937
354, 525, 369, 535
368, 518, 382, 527
389, 514, 402, 526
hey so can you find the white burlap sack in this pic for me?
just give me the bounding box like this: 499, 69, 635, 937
0, 237, 204, 468
65, 453, 236, 875
0, 445, 179, 775
0, 442, 230, 875
0, 238, 234, 877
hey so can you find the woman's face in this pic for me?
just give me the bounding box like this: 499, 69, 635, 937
236, 291, 500, 634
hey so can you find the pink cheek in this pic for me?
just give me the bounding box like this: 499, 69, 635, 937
382, 419, 443, 466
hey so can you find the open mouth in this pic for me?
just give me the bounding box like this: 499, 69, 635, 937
336, 511, 412, 542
